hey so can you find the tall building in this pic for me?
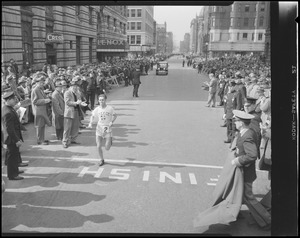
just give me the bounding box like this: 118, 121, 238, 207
126, 6, 154, 57
166, 32, 173, 54
96, 6, 128, 62
198, 2, 270, 58
1, 5, 128, 71
156, 22, 167, 54
183, 33, 190, 53
189, 17, 198, 54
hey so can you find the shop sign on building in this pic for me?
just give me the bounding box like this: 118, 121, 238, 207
97, 39, 126, 50
45, 33, 64, 44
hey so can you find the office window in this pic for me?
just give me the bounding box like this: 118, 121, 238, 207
244, 18, 249, 26
137, 9, 142, 17
237, 19, 240, 27
127, 35, 130, 43
136, 35, 141, 44
131, 9, 135, 17
120, 22, 122, 33
259, 16, 264, 27
75, 6, 80, 16
220, 32, 222, 41
237, 32, 240, 40
114, 18, 117, 31
89, 38, 93, 63
261, 3, 265, 12
131, 22, 135, 30
137, 22, 141, 30
127, 9, 129, 17
243, 33, 247, 39
127, 23, 129, 30
245, 5, 250, 12
76, 36, 81, 65
258, 33, 263, 41
252, 33, 254, 41
130, 35, 135, 44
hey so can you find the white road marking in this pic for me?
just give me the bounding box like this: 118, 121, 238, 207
207, 183, 217, 186
21, 155, 224, 169
210, 178, 219, 181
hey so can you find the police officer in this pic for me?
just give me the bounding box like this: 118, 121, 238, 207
2, 91, 25, 180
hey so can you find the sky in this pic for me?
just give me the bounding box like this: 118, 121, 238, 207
154, 6, 204, 48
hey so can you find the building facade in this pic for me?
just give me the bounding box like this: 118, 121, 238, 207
126, 6, 154, 58
96, 6, 128, 62
1, 5, 129, 71
166, 32, 173, 54
156, 22, 167, 54
205, 2, 270, 58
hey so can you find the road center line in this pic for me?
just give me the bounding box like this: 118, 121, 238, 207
21, 155, 223, 169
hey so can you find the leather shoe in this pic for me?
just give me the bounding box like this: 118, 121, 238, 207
63, 144, 68, 148
71, 141, 80, 144
18, 170, 25, 174
224, 140, 231, 143
9, 176, 24, 180
42, 141, 49, 145
18, 163, 28, 167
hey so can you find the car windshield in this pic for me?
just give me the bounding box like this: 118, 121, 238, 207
159, 63, 167, 67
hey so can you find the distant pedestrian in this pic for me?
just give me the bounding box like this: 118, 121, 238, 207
205, 73, 218, 107
87, 94, 117, 166
132, 66, 141, 97
182, 59, 185, 67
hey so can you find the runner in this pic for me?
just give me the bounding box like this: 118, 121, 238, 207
87, 94, 117, 166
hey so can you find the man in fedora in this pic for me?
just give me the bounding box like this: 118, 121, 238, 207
2, 91, 25, 180
31, 75, 52, 145
62, 76, 83, 148
231, 110, 271, 230
52, 80, 66, 141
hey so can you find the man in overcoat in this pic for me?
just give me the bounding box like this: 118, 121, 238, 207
31, 75, 52, 145
62, 76, 82, 148
205, 73, 218, 107
52, 80, 66, 140
2, 91, 24, 180
231, 110, 271, 230
132, 66, 141, 97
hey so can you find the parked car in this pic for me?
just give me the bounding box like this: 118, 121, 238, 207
156, 61, 168, 75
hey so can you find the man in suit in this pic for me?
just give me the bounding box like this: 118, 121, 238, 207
132, 66, 141, 98
231, 110, 271, 230
62, 76, 83, 148
2, 91, 24, 180
31, 75, 52, 145
205, 73, 218, 107
52, 80, 66, 141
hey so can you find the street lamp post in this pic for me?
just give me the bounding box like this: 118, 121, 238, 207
205, 42, 209, 61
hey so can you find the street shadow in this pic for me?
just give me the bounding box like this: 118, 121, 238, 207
2, 190, 105, 207
20, 147, 89, 159
2, 205, 113, 231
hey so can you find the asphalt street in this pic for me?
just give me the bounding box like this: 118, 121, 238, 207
2, 57, 270, 235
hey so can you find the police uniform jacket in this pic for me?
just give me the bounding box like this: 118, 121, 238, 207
2, 105, 23, 145
224, 89, 237, 119
235, 128, 258, 183
51, 89, 65, 129
31, 85, 52, 127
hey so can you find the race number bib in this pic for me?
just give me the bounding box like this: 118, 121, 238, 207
98, 124, 112, 135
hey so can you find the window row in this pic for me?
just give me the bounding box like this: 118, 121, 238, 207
210, 32, 264, 41
127, 22, 142, 30
127, 35, 141, 45
234, 3, 265, 12
127, 8, 142, 17
229, 16, 264, 27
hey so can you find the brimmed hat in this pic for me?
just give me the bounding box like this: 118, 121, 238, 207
70, 76, 81, 85
55, 81, 63, 87
245, 96, 258, 105
35, 76, 46, 82
233, 110, 254, 122
2, 90, 15, 100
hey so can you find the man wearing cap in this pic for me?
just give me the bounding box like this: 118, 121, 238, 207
31, 75, 52, 145
2, 91, 25, 180
52, 80, 66, 141
205, 73, 218, 107
231, 110, 271, 229
62, 76, 83, 148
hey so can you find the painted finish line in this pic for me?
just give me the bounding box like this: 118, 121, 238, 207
21, 155, 223, 170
